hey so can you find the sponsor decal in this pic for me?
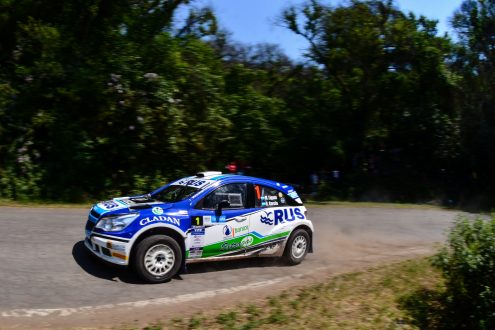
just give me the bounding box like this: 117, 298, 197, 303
259, 208, 305, 226
203, 215, 212, 226
220, 235, 253, 250
191, 227, 205, 249
192, 236, 204, 247
240, 235, 253, 247
139, 215, 180, 226
221, 224, 249, 239
189, 247, 203, 258
214, 215, 226, 223
101, 200, 119, 210
223, 225, 233, 239
192, 227, 205, 235
260, 211, 273, 225
234, 225, 249, 236
288, 191, 299, 199
191, 237, 204, 248
176, 178, 210, 188
152, 206, 163, 215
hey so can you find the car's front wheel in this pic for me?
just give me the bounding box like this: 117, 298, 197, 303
133, 235, 182, 283
283, 229, 310, 265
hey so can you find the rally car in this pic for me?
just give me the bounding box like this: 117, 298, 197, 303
84, 171, 314, 283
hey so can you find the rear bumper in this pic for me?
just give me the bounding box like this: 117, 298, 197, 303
84, 235, 130, 266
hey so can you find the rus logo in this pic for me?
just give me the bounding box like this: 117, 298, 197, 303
260, 211, 273, 225
259, 208, 305, 226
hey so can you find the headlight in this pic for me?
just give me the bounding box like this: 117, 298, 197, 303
95, 213, 139, 232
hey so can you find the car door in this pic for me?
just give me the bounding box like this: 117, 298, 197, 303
248, 184, 298, 249
189, 183, 254, 258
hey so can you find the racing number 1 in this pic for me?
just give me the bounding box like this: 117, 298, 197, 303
192, 216, 203, 226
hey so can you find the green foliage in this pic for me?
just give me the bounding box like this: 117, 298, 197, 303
433, 216, 495, 329
216, 311, 238, 328
450, 0, 495, 204
0, 0, 493, 205
188, 315, 203, 329
0, 0, 228, 201
282, 0, 461, 201
161, 259, 445, 329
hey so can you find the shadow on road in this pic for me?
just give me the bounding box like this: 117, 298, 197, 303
72, 240, 285, 284
185, 257, 283, 274
72, 241, 143, 284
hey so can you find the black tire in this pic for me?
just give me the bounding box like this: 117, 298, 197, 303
133, 235, 182, 283
283, 229, 310, 265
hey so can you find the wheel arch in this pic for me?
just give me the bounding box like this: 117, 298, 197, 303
290, 224, 313, 253
129, 226, 186, 268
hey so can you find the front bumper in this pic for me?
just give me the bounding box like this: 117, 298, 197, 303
84, 234, 130, 266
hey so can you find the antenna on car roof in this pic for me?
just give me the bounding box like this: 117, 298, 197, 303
196, 171, 222, 178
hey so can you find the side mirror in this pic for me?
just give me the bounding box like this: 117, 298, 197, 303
216, 200, 230, 217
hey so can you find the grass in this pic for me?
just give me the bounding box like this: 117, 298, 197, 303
139, 258, 446, 330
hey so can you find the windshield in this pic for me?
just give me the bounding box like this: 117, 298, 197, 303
151, 185, 199, 203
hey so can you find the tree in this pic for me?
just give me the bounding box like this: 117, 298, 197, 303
282, 0, 460, 200
452, 0, 495, 204
0, 0, 226, 200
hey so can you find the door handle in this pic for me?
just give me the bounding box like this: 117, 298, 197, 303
235, 217, 247, 222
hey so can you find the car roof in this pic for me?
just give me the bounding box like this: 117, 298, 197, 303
151, 173, 298, 197
194, 173, 296, 194
149, 173, 302, 205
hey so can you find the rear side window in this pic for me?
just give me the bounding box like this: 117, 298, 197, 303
254, 185, 300, 207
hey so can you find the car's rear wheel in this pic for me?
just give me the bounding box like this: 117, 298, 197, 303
133, 235, 182, 283
283, 229, 309, 265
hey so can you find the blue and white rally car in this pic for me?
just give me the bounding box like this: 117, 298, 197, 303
84, 171, 314, 283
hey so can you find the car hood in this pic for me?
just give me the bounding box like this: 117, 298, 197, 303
93, 196, 173, 216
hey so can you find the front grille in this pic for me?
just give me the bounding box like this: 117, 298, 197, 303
90, 209, 100, 219
85, 219, 95, 231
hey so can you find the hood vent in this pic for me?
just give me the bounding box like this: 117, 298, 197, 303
129, 204, 153, 210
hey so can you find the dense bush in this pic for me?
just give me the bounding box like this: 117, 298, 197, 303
433, 216, 495, 329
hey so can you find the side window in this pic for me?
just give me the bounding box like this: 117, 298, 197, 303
201, 183, 247, 209
254, 185, 290, 208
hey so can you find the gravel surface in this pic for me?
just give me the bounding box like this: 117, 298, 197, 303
0, 205, 459, 329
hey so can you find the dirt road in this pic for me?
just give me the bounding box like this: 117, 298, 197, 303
0, 205, 458, 329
